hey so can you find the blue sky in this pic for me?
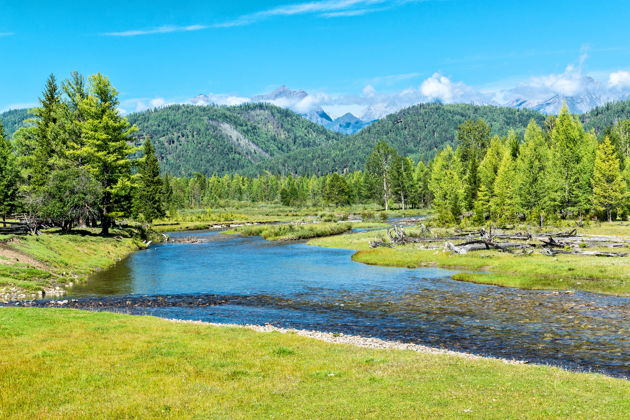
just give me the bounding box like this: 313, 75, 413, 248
1, 0, 630, 116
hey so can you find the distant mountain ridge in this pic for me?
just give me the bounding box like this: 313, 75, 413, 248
4, 99, 630, 177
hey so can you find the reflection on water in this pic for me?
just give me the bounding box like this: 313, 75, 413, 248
67, 231, 629, 378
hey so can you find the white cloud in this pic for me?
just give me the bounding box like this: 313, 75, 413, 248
104, 24, 207, 37
608, 71, 630, 89
420, 73, 455, 102
214, 0, 418, 28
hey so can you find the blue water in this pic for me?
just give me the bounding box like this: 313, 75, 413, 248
66, 231, 629, 378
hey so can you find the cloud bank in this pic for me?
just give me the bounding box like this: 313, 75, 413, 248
122, 58, 630, 120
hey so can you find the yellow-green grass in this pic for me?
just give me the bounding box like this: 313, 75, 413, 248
0, 308, 628, 419
309, 226, 630, 296
153, 204, 429, 232
227, 222, 353, 241
0, 230, 143, 297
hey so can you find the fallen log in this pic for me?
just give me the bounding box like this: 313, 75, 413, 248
541, 248, 629, 257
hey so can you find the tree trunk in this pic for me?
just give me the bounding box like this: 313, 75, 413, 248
101, 216, 111, 236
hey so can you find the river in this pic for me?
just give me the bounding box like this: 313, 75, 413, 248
49, 230, 630, 378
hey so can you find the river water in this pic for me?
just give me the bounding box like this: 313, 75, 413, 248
57, 230, 630, 378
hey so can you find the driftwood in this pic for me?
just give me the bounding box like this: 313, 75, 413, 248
368, 224, 629, 258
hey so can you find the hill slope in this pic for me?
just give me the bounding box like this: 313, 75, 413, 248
0, 108, 30, 137
246, 103, 547, 175
581, 99, 630, 134
126, 104, 344, 176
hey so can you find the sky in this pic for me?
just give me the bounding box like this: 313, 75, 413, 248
1, 0, 630, 117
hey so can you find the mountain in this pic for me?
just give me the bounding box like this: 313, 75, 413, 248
245, 103, 547, 175
126, 103, 344, 176
326, 113, 373, 135
0, 108, 30, 137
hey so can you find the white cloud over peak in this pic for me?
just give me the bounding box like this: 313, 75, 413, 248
608, 71, 630, 89
118, 56, 630, 123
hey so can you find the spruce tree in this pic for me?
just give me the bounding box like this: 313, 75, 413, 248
591, 137, 627, 222
135, 138, 165, 223
0, 121, 20, 222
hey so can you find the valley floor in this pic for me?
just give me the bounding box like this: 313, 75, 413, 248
309, 223, 630, 296
0, 308, 628, 419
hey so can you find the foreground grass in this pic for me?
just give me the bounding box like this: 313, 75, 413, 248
309, 224, 630, 296
227, 222, 353, 241
0, 230, 143, 298
0, 308, 628, 419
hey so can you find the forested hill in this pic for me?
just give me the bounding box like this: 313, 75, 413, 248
0, 109, 30, 136
245, 103, 547, 175
4, 99, 630, 176
581, 99, 630, 134
126, 104, 344, 176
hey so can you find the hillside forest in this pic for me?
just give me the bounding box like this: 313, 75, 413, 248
1, 72, 629, 235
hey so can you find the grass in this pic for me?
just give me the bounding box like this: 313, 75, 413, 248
153, 203, 428, 232
309, 224, 630, 296
227, 222, 353, 241
0, 229, 143, 298
0, 308, 628, 419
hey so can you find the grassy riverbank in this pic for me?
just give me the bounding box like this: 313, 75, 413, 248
227, 222, 354, 241
309, 223, 630, 296
153, 203, 426, 232
0, 308, 627, 419
0, 230, 144, 300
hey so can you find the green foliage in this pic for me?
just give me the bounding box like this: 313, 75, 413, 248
37, 168, 102, 232
365, 140, 399, 210
126, 103, 343, 176
323, 173, 352, 206
592, 137, 627, 221
251, 103, 546, 175
429, 146, 464, 224
134, 138, 165, 223
0, 121, 19, 217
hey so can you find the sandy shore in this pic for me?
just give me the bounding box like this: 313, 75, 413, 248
169, 319, 526, 365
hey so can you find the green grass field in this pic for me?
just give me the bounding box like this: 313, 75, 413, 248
0, 308, 628, 419
309, 223, 630, 296
0, 230, 143, 299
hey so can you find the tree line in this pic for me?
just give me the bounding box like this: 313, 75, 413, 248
1, 73, 628, 232
0, 72, 165, 234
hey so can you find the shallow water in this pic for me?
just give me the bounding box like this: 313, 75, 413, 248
61, 231, 630, 378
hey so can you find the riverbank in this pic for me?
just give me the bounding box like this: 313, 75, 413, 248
0, 229, 145, 301
0, 307, 627, 419
309, 223, 630, 296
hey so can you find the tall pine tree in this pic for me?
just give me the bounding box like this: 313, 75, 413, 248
135, 138, 165, 223
591, 137, 627, 222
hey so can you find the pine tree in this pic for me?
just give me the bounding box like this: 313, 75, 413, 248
546, 103, 589, 218
135, 138, 165, 223
75, 73, 138, 234
490, 153, 517, 222
411, 161, 430, 208
389, 155, 414, 209
30, 74, 65, 189
429, 146, 464, 224
514, 120, 549, 222
0, 121, 20, 222
591, 137, 627, 222
323, 173, 352, 206
473, 136, 506, 221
